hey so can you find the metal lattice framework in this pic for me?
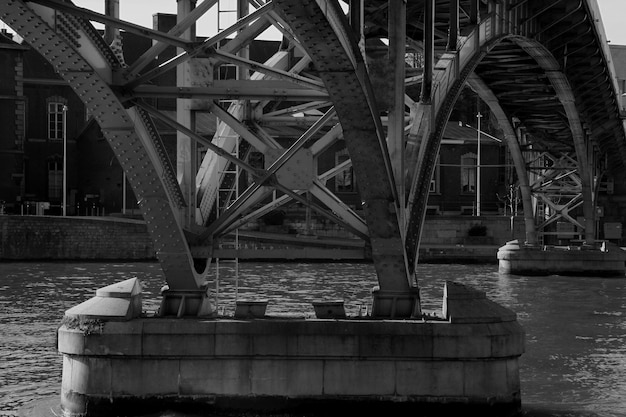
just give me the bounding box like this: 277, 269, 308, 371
1, 0, 624, 317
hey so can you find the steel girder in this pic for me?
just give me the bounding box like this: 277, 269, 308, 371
272, 0, 416, 304
0, 0, 392, 307
2, 0, 624, 315
0, 0, 207, 291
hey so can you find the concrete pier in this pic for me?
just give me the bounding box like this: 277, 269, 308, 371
58, 279, 525, 416
498, 239, 626, 277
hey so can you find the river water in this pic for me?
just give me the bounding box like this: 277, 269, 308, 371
1, 261, 625, 417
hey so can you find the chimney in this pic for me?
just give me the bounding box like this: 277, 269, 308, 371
1, 28, 13, 40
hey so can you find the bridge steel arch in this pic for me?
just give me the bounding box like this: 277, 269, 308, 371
271, 0, 420, 317
466, 73, 537, 246
0, 1, 210, 296
0, 0, 419, 317
405, 0, 626, 274
408, 34, 596, 263
2, 0, 624, 317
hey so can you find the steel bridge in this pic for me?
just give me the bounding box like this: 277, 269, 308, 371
2, 0, 624, 317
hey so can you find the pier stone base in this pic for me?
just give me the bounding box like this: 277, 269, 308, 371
58, 280, 525, 417
498, 239, 626, 276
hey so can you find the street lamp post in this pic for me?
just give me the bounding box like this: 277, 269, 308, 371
460, 117, 503, 217
476, 112, 482, 216
122, 171, 126, 215
62, 105, 68, 217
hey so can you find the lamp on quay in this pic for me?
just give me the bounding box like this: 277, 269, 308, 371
476, 111, 482, 216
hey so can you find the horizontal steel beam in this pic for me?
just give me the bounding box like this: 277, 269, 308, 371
126, 82, 329, 101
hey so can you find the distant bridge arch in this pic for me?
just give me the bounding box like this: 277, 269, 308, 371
404, 3, 625, 274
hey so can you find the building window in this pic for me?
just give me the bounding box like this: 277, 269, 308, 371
461, 152, 477, 193
335, 149, 355, 192
47, 99, 66, 140
48, 160, 63, 201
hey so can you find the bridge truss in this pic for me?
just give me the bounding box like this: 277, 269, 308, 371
1, 0, 624, 317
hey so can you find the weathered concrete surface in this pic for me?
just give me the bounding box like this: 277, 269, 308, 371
57, 281, 525, 417
497, 239, 626, 276
64, 278, 143, 321
0, 215, 154, 260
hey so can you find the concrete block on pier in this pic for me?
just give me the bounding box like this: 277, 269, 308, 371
234, 300, 268, 318
64, 277, 142, 321
443, 281, 518, 323
312, 300, 346, 318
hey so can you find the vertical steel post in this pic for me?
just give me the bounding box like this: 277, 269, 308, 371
448, 0, 459, 50
476, 111, 482, 216
421, 0, 434, 103
470, 0, 479, 26
237, 0, 249, 78
177, 0, 197, 227
388, 0, 406, 220
349, 0, 364, 53
104, 0, 119, 45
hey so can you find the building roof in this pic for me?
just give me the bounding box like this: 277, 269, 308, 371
443, 121, 502, 145
0, 29, 28, 50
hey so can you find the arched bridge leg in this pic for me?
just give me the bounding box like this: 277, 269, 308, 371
467, 74, 537, 245
273, 0, 420, 318
0, 1, 214, 316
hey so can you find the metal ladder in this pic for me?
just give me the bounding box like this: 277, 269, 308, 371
214, 132, 241, 314
216, 0, 238, 80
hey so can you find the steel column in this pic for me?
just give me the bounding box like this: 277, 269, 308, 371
104, 0, 119, 44
388, 0, 406, 223
447, 0, 459, 50
421, 0, 434, 104
177, 0, 197, 228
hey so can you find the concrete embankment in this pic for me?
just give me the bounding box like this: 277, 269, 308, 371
0, 215, 155, 260
0, 215, 525, 263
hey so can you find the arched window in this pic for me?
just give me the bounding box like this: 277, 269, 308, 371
46, 96, 67, 140
461, 152, 477, 193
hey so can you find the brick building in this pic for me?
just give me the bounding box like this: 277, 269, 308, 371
0, 29, 28, 214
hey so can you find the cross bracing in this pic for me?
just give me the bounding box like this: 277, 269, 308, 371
2, 0, 624, 317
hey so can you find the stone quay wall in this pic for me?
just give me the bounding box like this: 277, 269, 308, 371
0, 215, 155, 260
0, 214, 526, 261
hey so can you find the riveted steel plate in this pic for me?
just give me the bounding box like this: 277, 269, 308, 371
265, 148, 314, 189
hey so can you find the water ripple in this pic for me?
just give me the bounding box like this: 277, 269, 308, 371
2, 261, 625, 417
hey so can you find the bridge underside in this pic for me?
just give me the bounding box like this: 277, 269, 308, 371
1, 0, 624, 313
7, 0, 626, 414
